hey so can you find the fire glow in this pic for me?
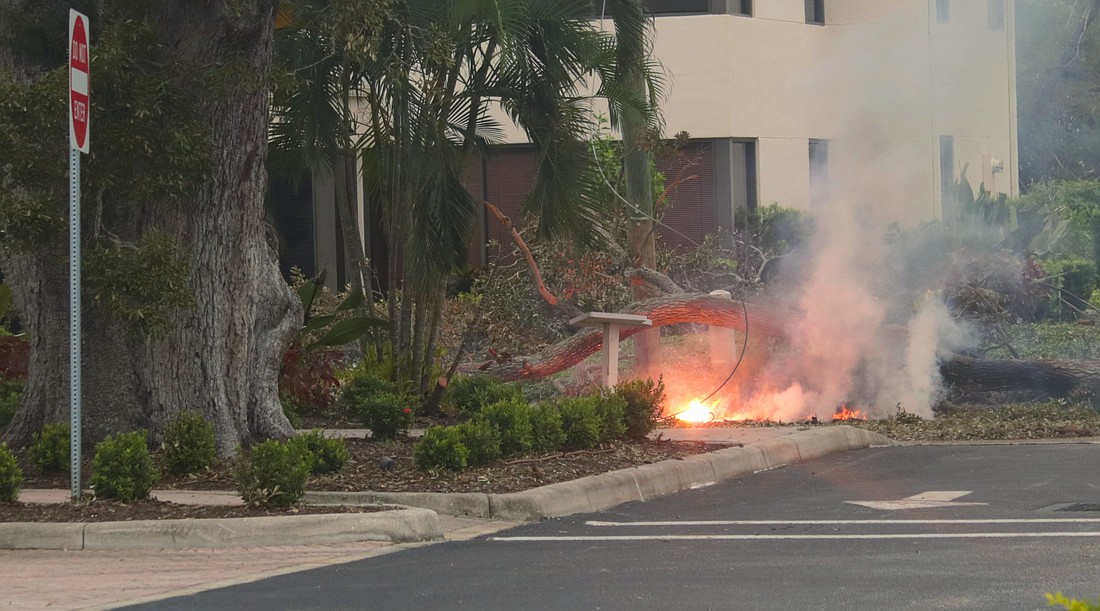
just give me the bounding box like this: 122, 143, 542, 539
675, 400, 716, 423
831, 405, 866, 421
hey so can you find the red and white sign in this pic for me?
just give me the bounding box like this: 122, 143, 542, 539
69, 9, 90, 153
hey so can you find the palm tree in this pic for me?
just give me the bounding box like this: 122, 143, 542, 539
272, 0, 662, 395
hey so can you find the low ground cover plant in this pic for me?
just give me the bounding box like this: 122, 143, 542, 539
90, 431, 159, 502
29, 423, 69, 473
615, 377, 667, 441
414, 426, 469, 471
443, 375, 523, 416
343, 382, 414, 439
235, 439, 310, 507
0, 378, 22, 428
290, 429, 350, 475
161, 412, 217, 475
0, 442, 22, 502
411, 386, 653, 471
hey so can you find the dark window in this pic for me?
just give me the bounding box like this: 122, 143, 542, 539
936, 0, 949, 24
734, 0, 752, 16
268, 176, 316, 281
809, 139, 829, 208
988, 0, 1005, 30
940, 135, 956, 220
805, 0, 824, 24
645, 0, 709, 15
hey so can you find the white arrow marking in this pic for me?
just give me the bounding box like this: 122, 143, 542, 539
845, 490, 988, 510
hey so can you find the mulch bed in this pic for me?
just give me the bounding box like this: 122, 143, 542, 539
18, 438, 723, 496
0, 500, 384, 523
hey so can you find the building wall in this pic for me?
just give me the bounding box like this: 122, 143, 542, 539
486, 0, 1018, 225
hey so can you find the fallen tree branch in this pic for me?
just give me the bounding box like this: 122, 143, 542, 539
485, 201, 559, 306
626, 267, 684, 295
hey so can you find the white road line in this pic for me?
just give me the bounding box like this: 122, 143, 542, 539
586, 519, 1100, 527
492, 532, 1100, 542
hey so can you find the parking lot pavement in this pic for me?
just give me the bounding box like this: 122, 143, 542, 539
0, 516, 518, 610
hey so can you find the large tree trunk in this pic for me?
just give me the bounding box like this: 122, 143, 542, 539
2, 1, 299, 456
942, 357, 1100, 398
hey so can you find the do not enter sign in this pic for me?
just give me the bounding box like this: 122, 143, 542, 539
69, 9, 90, 153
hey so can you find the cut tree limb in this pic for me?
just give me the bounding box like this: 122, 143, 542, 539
485, 201, 559, 305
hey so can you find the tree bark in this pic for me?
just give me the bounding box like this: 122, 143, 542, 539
941, 357, 1100, 398
2, 1, 300, 456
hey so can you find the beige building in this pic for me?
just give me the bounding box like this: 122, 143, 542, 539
273, 0, 1019, 284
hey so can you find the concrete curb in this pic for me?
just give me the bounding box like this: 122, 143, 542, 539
0, 507, 442, 551
308, 425, 897, 522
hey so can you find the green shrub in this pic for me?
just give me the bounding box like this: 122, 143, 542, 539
0, 378, 23, 428
90, 431, 159, 502
289, 429, 350, 475
349, 390, 414, 440
443, 375, 523, 416
29, 423, 70, 473
592, 393, 627, 442
455, 420, 502, 467
161, 412, 217, 475
557, 398, 603, 450
413, 426, 469, 471
615, 377, 666, 441
0, 442, 22, 502
477, 399, 533, 456
235, 440, 310, 507
529, 404, 565, 454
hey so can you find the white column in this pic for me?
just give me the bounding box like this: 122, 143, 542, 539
601, 322, 621, 387
709, 290, 736, 368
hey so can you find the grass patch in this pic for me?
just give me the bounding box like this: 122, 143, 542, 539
848, 401, 1100, 441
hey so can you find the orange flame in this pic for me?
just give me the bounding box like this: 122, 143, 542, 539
675, 400, 716, 424
831, 405, 866, 421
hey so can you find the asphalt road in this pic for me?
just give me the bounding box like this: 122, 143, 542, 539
126, 443, 1100, 610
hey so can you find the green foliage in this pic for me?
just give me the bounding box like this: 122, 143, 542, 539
83, 233, 193, 334
90, 431, 159, 502
615, 377, 666, 441
455, 420, 502, 467
443, 375, 523, 416
29, 423, 69, 473
160, 412, 217, 475
235, 440, 310, 508
0, 16, 214, 334
340, 375, 414, 440
529, 404, 566, 454
1047, 592, 1100, 611
556, 397, 604, 450
292, 270, 384, 351
757, 204, 814, 255
0, 442, 23, 503
280, 396, 302, 428
413, 426, 469, 471
592, 393, 627, 442
477, 399, 533, 457
0, 378, 23, 428
289, 429, 350, 475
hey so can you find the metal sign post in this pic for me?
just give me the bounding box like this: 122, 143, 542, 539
68, 8, 90, 501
